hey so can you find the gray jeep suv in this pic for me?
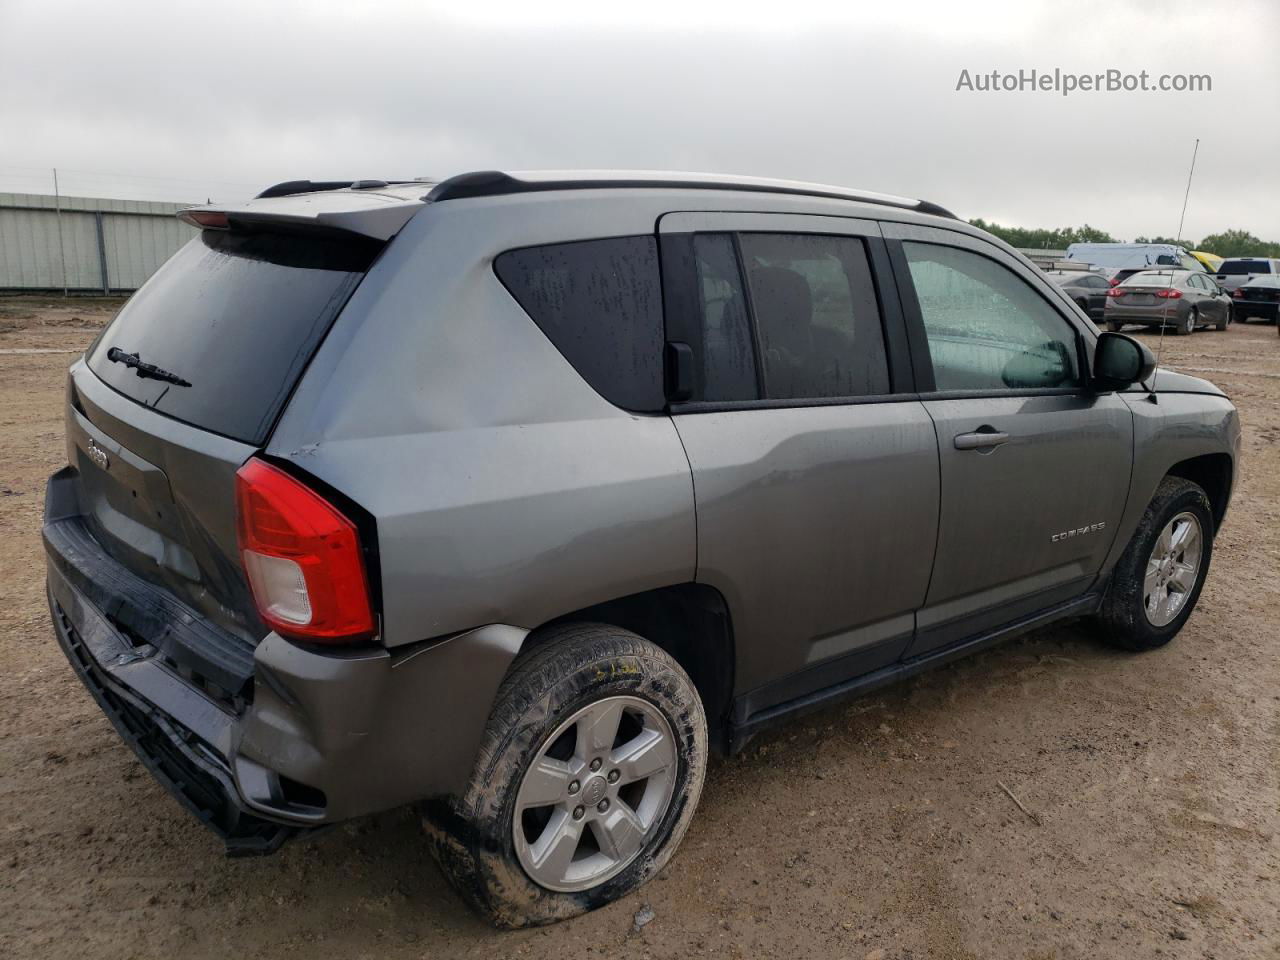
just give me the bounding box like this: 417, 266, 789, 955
44, 171, 1240, 927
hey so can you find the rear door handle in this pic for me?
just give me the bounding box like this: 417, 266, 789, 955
954, 429, 1010, 451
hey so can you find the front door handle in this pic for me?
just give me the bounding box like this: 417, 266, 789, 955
954, 428, 1010, 451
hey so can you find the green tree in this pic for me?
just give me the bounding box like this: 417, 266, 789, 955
1197, 229, 1280, 258
968, 220, 1280, 257
967, 219, 1117, 249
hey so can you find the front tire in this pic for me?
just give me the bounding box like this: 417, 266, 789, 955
1095, 477, 1214, 651
426, 624, 707, 928
1106, 320, 1123, 332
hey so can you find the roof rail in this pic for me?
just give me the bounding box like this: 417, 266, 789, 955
424, 170, 957, 219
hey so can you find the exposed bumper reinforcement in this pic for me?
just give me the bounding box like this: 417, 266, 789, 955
48, 577, 298, 856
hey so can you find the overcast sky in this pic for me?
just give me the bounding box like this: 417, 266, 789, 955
2, 0, 1276, 242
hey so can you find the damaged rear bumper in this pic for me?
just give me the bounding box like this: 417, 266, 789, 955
48, 576, 296, 855
44, 469, 526, 855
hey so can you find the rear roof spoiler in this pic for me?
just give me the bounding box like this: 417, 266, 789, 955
178, 186, 425, 241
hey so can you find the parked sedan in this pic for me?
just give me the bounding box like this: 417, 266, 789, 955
1232, 275, 1280, 325
1046, 270, 1109, 322
1105, 269, 1232, 335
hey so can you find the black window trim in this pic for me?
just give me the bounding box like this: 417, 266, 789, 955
658, 224, 918, 411
884, 237, 1099, 399
729, 232, 769, 397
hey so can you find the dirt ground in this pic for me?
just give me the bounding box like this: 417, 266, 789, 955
1, 295, 1278, 960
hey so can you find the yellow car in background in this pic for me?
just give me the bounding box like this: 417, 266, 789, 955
1192, 251, 1224, 272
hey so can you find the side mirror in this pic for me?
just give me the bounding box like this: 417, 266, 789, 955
1093, 332, 1155, 391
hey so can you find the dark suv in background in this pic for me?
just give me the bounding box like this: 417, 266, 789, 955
45, 171, 1239, 926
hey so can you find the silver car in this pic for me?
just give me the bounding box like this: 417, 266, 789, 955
1105, 269, 1233, 334
44, 171, 1240, 926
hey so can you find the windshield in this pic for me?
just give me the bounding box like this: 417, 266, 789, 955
88, 228, 381, 445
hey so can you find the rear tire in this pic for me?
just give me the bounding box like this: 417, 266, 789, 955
1094, 477, 1214, 652
426, 623, 707, 928
1215, 305, 1230, 331
1107, 321, 1122, 332
1174, 309, 1196, 335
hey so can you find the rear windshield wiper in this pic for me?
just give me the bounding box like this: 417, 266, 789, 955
105, 347, 192, 388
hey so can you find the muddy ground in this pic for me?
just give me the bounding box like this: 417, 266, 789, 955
1, 295, 1277, 959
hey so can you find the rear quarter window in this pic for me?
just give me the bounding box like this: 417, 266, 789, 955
494, 236, 665, 412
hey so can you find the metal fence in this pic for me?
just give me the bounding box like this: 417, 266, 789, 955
0, 192, 198, 294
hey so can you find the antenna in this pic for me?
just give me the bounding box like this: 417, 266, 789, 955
1148, 137, 1200, 401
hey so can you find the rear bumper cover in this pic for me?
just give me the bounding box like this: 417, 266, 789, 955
44, 469, 525, 853
1234, 300, 1279, 320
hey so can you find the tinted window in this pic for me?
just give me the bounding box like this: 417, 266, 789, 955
903, 242, 1082, 392
1218, 260, 1272, 275
738, 233, 889, 399
88, 229, 378, 445
1125, 271, 1181, 286
495, 236, 664, 411
692, 234, 756, 401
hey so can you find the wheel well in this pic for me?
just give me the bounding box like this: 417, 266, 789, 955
531, 584, 736, 753
1166, 453, 1233, 529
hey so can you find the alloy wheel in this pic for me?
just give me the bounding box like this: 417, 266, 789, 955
513, 696, 677, 892
1144, 511, 1203, 627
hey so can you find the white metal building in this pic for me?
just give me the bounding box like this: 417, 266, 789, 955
0, 192, 197, 293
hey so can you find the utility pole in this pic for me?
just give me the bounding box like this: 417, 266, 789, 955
53, 168, 69, 298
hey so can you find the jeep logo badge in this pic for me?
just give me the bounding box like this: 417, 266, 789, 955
86, 438, 110, 471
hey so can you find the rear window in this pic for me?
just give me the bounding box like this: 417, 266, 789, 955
494, 236, 665, 411
1218, 260, 1272, 275
1123, 271, 1182, 286
88, 229, 379, 444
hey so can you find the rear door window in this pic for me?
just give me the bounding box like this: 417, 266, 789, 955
495, 236, 665, 411
88, 229, 380, 445
737, 233, 890, 400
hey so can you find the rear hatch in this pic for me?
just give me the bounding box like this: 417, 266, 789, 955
63, 199, 407, 660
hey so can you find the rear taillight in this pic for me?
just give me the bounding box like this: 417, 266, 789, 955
1156, 289, 1183, 299
1106, 287, 1124, 297
1108, 277, 1121, 287
1233, 288, 1245, 298
235, 458, 375, 644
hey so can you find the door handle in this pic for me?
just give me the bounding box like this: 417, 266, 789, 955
954, 428, 1010, 451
